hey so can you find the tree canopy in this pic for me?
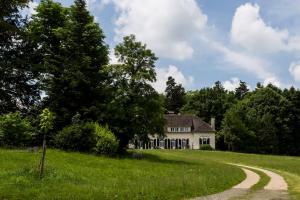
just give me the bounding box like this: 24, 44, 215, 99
165, 76, 186, 114
101, 35, 164, 151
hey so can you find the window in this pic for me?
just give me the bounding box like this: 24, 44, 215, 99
169, 127, 191, 132
159, 140, 165, 148
171, 139, 176, 148
199, 137, 211, 145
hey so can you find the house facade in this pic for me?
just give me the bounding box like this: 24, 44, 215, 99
132, 114, 216, 149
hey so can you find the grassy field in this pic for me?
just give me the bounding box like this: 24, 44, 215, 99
1, 149, 300, 200
143, 150, 300, 199
0, 149, 244, 200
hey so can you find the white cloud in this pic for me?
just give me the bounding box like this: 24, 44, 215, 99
21, 1, 38, 18
263, 77, 281, 87
231, 3, 289, 53
223, 77, 240, 91
108, 49, 120, 64
203, 37, 274, 80
231, 3, 300, 54
289, 62, 300, 82
110, 0, 208, 60
152, 65, 194, 93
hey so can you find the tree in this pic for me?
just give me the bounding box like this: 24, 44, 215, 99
28, 0, 109, 130
222, 85, 295, 154
282, 87, 300, 155
102, 35, 165, 152
0, 0, 40, 114
0, 112, 33, 147
181, 81, 237, 150
182, 81, 236, 131
235, 81, 249, 99
165, 76, 186, 113
39, 108, 54, 178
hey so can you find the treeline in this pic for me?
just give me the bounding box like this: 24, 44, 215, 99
1, 0, 300, 156
0, 0, 164, 154
177, 81, 300, 156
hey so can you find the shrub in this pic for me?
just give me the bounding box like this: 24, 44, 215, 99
0, 112, 34, 147
200, 144, 214, 151
94, 123, 119, 156
54, 122, 96, 152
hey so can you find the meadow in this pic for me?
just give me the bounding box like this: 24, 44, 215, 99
1, 149, 300, 200
0, 149, 243, 200
145, 150, 300, 199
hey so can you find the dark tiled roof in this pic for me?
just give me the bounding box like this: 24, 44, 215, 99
164, 114, 215, 133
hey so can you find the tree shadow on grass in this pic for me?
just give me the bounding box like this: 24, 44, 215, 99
123, 151, 199, 166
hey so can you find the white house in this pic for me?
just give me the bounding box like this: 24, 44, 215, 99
132, 113, 215, 149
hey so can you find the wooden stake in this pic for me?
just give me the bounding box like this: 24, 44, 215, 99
39, 135, 47, 179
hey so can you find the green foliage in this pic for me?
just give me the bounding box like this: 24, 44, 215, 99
0, 112, 33, 147
0, 0, 40, 115
101, 35, 165, 151
28, 0, 109, 130
39, 108, 54, 134
165, 76, 186, 113
94, 124, 118, 156
200, 144, 214, 151
222, 86, 297, 154
181, 81, 237, 150
54, 122, 96, 152
235, 81, 249, 100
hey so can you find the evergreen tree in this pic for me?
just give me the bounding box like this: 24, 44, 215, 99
0, 0, 40, 114
165, 76, 186, 113
28, 0, 109, 130
235, 81, 249, 99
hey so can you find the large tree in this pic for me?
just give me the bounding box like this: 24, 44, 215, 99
102, 35, 165, 151
0, 0, 40, 114
165, 76, 186, 113
222, 85, 296, 155
28, 0, 109, 130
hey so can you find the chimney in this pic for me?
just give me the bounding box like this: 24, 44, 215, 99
210, 117, 215, 131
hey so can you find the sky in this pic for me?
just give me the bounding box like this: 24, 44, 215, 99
24, 0, 300, 93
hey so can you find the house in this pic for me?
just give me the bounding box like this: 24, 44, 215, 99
132, 113, 216, 149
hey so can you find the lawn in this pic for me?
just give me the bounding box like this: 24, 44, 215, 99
144, 150, 300, 199
1, 149, 300, 200
0, 149, 244, 200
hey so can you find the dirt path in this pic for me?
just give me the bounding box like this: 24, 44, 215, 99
234, 164, 288, 190
191, 168, 260, 200
190, 164, 290, 200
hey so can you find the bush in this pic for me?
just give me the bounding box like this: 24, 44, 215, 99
94, 123, 119, 156
0, 112, 34, 147
54, 122, 96, 152
200, 144, 214, 151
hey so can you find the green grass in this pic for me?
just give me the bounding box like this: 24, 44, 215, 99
0, 149, 244, 200
2, 149, 300, 200
247, 168, 270, 191
144, 150, 300, 199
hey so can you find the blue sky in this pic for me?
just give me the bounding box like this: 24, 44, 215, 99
26, 0, 300, 92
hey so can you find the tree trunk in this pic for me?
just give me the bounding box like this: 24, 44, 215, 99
39, 135, 47, 179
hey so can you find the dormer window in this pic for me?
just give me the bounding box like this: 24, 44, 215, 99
169, 127, 191, 132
